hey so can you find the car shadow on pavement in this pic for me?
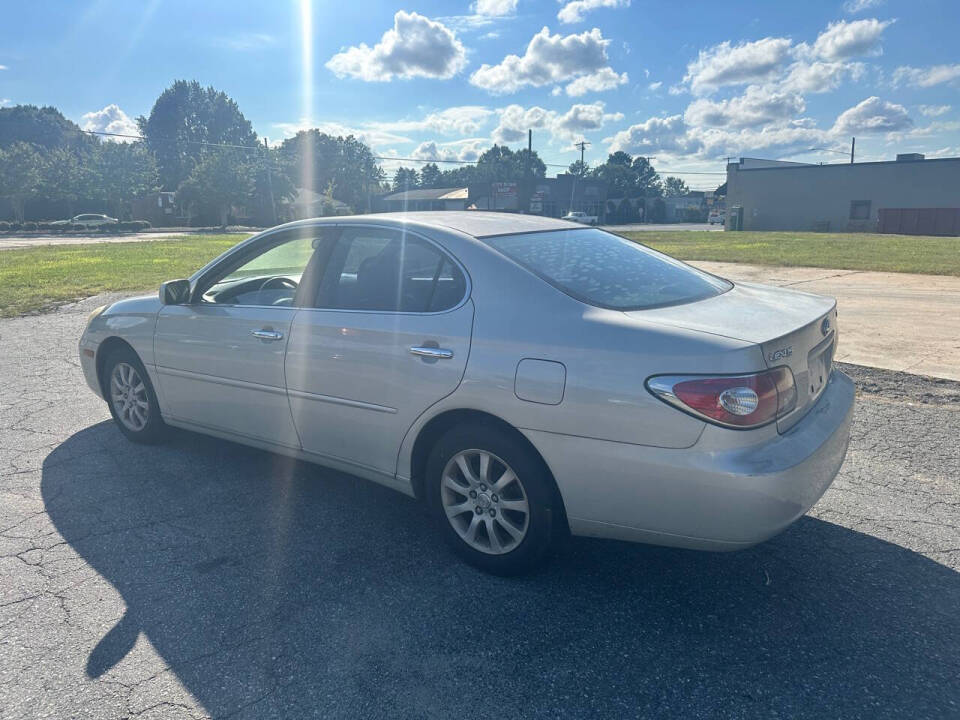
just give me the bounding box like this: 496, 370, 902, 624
42, 422, 959, 719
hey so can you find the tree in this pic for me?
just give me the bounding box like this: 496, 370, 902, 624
419, 162, 442, 188
590, 152, 662, 198
568, 159, 589, 177
0, 142, 43, 222
392, 166, 419, 191
250, 144, 295, 225
138, 80, 257, 191
662, 176, 689, 197
92, 142, 159, 218
278, 130, 384, 212
175, 150, 253, 226
0, 105, 88, 150
39, 146, 92, 216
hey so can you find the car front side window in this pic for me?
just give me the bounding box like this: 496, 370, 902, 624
198, 229, 323, 307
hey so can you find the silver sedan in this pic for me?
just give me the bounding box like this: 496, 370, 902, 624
78, 212, 853, 574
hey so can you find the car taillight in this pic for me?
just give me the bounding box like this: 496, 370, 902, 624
646, 367, 797, 429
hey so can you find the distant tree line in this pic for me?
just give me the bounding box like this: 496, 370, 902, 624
0, 80, 705, 226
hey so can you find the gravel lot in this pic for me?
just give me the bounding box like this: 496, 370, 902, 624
1, 295, 958, 719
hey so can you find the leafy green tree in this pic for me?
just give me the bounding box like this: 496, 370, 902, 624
138, 80, 257, 191
392, 166, 420, 191
40, 146, 93, 216
0, 142, 43, 222
419, 162, 442, 188
93, 142, 159, 218
662, 176, 690, 197
250, 144, 295, 224
0, 105, 88, 150
568, 159, 589, 177
590, 152, 662, 198
175, 150, 253, 227
278, 130, 383, 211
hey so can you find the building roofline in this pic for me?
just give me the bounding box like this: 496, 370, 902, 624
731, 156, 960, 172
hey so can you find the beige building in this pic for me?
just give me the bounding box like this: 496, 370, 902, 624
725, 154, 960, 234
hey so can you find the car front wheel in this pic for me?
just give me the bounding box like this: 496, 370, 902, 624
426, 424, 555, 574
103, 347, 166, 443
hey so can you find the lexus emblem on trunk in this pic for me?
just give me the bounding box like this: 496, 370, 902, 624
821, 317, 831, 336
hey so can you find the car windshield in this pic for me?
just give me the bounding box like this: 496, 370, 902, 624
484, 228, 731, 310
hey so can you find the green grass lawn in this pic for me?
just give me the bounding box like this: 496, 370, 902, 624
1, 229, 958, 317
0, 234, 245, 317
622, 230, 960, 276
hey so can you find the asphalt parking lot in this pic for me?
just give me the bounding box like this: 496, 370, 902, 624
1, 295, 958, 719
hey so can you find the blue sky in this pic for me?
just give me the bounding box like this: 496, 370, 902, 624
2, 0, 959, 187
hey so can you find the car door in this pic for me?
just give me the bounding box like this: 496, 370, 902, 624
153, 226, 324, 448
285, 225, 473, 478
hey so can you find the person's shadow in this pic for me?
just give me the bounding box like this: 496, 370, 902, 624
42, 422, 959, 718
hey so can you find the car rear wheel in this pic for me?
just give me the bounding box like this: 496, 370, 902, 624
426, 424, 555, 575
103, 347, 166, 444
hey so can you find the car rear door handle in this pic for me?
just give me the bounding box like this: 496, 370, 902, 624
409, 346, 454, 360
251, 329, 284, 341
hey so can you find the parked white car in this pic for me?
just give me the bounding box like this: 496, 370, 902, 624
561, 211, 598, 225
78, 212, 853, 574
708, 210, 725, 225
51, 213, 119, 227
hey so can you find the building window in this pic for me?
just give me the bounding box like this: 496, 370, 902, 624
849, 200, 872, 220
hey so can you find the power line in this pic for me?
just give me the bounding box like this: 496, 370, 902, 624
80, 129, 727, 175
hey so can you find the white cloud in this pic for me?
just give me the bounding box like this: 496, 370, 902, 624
492, 104, 556, 143
684, 85, 805, 129
80, 104, 139, 141
606, 115, 704, 156
553, 101, 623, 138
843, 0, 884, 13
473, 0, 517, 16
833, 96, 912, 134
491, 102, 621, 144
682, 37, 794, 95
469, 26, 622, 94
557, 0, 630, 25
780, 60, 865, 93
812, 18, 894, 60
326, 11, 466, 81
648, 81, 662, 91
564, 67, 628, 96
373, 106, 495, 135
892, 64, 960, 88
0, 65, 7, 71
919, 104, 951, 118
412, 138, 488, 162
210, 32, 276, 51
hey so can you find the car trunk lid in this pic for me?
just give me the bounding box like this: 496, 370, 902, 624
626, 281, 838, 432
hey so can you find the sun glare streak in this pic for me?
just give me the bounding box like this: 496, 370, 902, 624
299, 0, 314, 196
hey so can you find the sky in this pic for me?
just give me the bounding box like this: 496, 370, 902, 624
2, 0, 960, 188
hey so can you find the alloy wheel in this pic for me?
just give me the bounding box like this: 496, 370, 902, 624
440, 449, 530, 555
110, 362, 150, 432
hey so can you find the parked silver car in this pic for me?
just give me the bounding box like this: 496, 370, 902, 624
51, 213, 119, 227
78, 212, 853, 574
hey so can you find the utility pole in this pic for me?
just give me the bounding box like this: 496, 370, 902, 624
522, 129, 532, 214
574, 140, 591, 174
850, 137, 856, 164
263, 137, 277, 225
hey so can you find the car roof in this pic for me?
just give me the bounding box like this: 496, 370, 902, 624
284, 211, 579, 238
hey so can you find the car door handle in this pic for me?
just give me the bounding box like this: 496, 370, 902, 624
409, 346, 454, 360
251, 329, 284, 341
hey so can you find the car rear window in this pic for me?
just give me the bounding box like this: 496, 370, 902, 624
483, 228, 731, 310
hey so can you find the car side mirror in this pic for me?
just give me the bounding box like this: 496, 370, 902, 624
159, 279, 191, 305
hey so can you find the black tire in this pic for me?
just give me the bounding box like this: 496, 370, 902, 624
102, 346, 167, 444
426, 423, 556, 575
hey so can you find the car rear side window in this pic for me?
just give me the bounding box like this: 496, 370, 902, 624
314, 228, 467, 313
484, 228, 731, 310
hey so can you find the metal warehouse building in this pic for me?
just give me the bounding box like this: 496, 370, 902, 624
725, 154, 960, 235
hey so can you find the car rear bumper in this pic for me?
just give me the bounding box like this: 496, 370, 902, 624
523, 370, 855, 550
